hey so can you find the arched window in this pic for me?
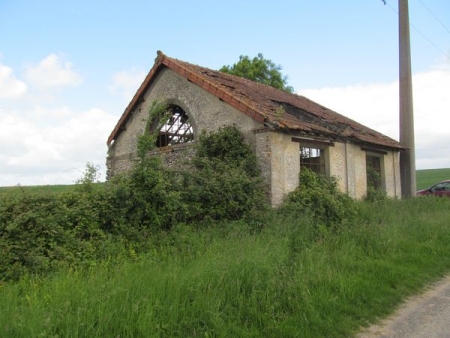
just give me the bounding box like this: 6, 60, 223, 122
156, 105, 194, 148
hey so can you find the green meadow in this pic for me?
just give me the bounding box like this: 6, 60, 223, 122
416, 167, 450, 190
0, 184, 76, 196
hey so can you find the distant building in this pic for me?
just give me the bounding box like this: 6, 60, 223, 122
107, 51, 402, 206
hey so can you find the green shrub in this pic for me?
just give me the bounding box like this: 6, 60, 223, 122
365, 166, 387, 202
280, 168, 356, 232
0, 181, 150, 282
182, 126, 267, 222
365, 186, 388, 202
119, 161, 185, 230
0, 190, 108, 281
193, 126, 261, 178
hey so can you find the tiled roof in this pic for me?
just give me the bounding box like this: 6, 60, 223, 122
107, 51, 402, 150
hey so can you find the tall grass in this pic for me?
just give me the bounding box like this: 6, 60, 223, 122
2, 197, 450, 337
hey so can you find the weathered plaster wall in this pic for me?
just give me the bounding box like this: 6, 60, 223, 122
107, 67, 262, 177
328, 142, 401, 199
353, 146, 369, 199
382, 150, 401, 198
255, 131, 300, 207
329, 142, 348, 195
331, 143, 368, 199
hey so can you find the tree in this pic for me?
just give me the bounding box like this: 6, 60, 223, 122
220, 53, 294, 93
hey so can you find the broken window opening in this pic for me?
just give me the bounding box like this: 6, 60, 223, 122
301, 146, 326, 175
366, 155, 382, 190
155, 105, 194, 148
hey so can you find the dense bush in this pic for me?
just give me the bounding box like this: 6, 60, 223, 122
279, 167, 357, 233
0, 188, 119, 281
181, 126, 267, 222
365, 166, 387, 202
114, 158, 184, 231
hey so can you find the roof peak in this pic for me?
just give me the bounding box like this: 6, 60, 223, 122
156, 50, 165, 62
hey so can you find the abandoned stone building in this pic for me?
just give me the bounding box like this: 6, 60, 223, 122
106, 51, 402, 206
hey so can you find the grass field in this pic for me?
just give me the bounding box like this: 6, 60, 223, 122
416, 168, 450, 190
0, 184, 76, 196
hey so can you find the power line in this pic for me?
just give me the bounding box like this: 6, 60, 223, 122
410, 25, 449, 59
417, 0, 450, 37
383, 0, 449, 60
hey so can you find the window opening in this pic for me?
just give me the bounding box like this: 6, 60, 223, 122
156, 106, 194, 147
366, 155, 382, 190
301, 146, 325, 175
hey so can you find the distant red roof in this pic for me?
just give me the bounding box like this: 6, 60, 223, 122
107, 51, 402, 150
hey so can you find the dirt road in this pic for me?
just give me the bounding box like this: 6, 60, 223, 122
357, 275, 450, 338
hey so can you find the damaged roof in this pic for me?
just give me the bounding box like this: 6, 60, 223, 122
108, 51, 402, 150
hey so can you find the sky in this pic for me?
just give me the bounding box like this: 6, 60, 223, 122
0, 0, 449, 186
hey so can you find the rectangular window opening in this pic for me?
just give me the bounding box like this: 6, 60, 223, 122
366, 155, 382, 190
301, 146, 326, 175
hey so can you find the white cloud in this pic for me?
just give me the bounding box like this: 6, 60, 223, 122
0, 63, 27, 99
34, 105, 72, 119
0, 107, 117, 186
298, 66, 450, 170
109, 67, 147, 101
0, 55, 119, 186
24, 54, 83, 89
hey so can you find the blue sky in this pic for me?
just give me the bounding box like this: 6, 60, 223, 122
1, 0, 449, 186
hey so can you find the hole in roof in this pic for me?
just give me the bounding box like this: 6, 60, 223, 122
271, 100, 318, 124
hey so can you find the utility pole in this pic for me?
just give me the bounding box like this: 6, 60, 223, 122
399, 0, 416, 198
